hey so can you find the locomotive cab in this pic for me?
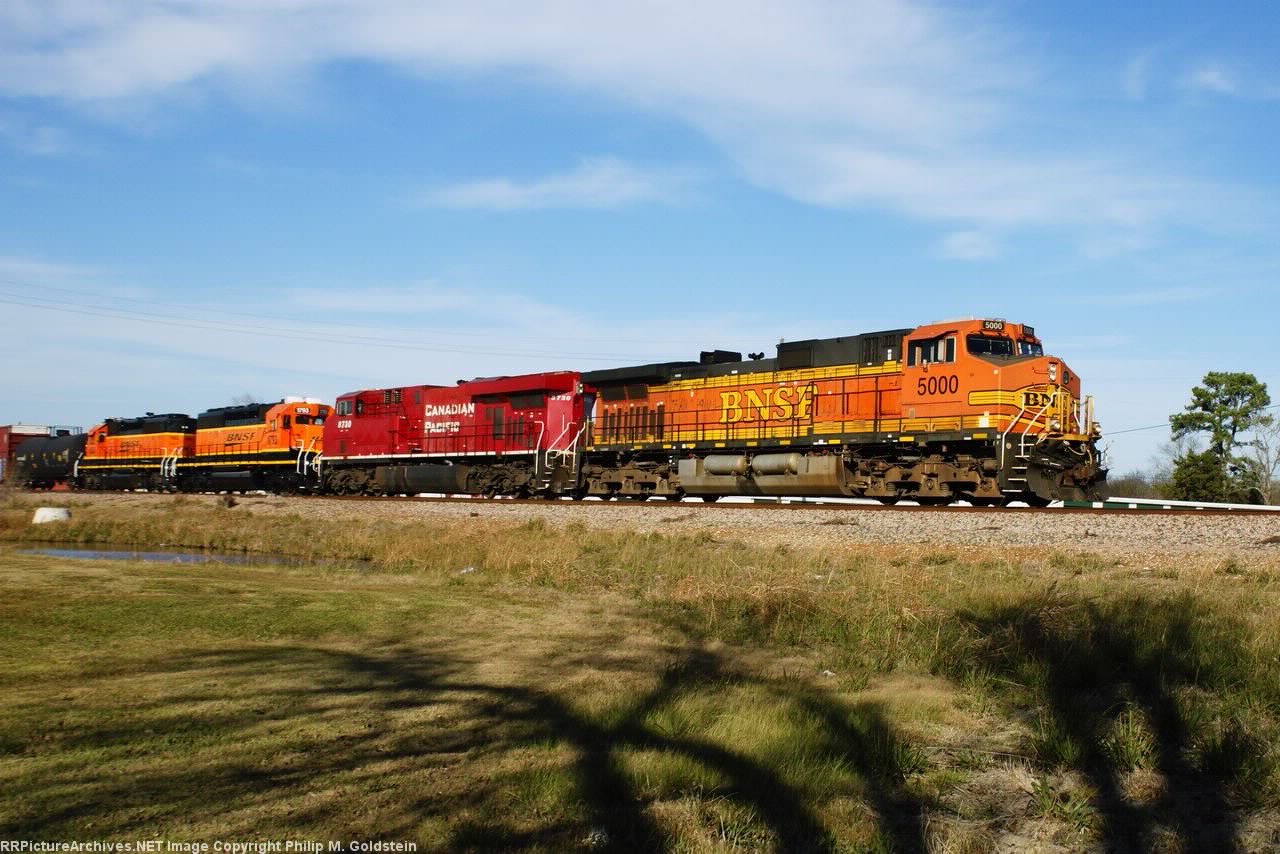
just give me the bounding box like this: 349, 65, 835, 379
188, 398, 330, 493
901, 318, 1103, 502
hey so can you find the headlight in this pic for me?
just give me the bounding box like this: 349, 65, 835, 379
1048, 363, 1058, 382
1050, 418, 1062, 432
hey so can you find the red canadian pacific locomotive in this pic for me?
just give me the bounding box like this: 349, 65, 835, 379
14, 318, 1108, 505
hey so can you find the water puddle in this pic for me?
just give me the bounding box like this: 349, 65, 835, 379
15, 546, 370, 570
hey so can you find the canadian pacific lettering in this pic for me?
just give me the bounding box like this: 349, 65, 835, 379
424, 403, 475, 417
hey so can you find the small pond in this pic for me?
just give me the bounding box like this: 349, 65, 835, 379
16, 546, 370, 570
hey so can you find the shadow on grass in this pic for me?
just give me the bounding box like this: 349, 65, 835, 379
3, 642, 930, 852
949, 589, 1268, 852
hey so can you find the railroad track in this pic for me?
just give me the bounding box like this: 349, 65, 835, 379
288, 493, 1280, 517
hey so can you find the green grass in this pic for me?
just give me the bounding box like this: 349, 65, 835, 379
2, 494, 1279, 851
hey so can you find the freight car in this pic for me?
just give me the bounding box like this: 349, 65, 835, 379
11, 428, 87, 489
576, 318, 1106, 505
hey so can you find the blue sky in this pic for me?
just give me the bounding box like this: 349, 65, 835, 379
2, 0, 1279, 475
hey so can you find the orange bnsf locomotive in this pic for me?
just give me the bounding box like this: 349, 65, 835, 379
17, 399, 328, 492
575, 318, 1106, 505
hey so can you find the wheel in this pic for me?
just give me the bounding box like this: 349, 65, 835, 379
1023, 494, 1052, 508
876, 497, 900, 506
701, 495, 720, 503
915, 497, 953, 507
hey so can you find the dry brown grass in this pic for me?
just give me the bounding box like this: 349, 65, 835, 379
2, 496, 1279, 851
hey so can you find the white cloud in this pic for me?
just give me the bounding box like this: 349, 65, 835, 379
418, 157, 695, 211
0, 111, 74, 155
1082, 286, 1216, 307
1183, 63, 1238, 96
937, 230, 999, 260
0, 1, 1257, 245
0, 254, 93, 280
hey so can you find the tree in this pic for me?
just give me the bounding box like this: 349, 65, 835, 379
1168, 372, 1273, 502
1170, 371, 1271, 464
1167, 449, 1230, 502
1249, 418, 1280, 503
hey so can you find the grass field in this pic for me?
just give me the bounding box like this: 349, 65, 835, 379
2, 494, 1279, 852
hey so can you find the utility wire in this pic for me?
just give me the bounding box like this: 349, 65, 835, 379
2, 277, 714, 349
0, 291, 661, 363
1109, 403, 1280, 436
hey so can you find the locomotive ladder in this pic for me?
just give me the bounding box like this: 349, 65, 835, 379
536, 422, 588, 494
999, 389, 1074, 497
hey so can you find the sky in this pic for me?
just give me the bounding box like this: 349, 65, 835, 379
2, 0, 1279, 475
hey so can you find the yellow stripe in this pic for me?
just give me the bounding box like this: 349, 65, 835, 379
192, 448, 300, 458
968, 390, 1020, 406
177, 460, 299, 467
658, 361, 900, 392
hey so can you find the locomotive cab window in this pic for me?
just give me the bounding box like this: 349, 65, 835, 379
1018, 340, 1044, 357
282, 415, 291, 429
966, 335, 1014, 357
907, 336, 955, 367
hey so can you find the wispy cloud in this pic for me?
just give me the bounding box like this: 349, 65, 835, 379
1082, 286, 1217, 306
937, 230, 999, 260
1183, 63, 1239, 96
0, 254, 96, 281
0, 111, 74, 155
418, 158, 696, 211
0, 1, 1259, 247
1124, 49, 1156, 100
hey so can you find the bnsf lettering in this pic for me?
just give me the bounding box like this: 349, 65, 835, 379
1023, 391, 1057, 409
719, 386, 813, 424
224, 431, 256, 443
118, 440, 141, 453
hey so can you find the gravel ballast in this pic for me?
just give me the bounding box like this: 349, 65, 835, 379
27, 491, 1280, 557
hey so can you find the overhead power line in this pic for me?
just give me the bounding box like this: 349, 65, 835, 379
1109, 403, 1280, 436
2, 278, 720, 349
0, 284, 663, 363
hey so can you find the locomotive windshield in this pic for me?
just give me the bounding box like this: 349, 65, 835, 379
966, 334, 1014, 357
1018, 340, 1043, 357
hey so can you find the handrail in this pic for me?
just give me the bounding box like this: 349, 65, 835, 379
548, 421, 574, 452
1019, 394, 1056, 456
999, 403, 1030, 468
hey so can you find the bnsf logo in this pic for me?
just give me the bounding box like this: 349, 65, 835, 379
225, 431, 256, 443
1023, 391, 1057, 409
719, 386, 813, 424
